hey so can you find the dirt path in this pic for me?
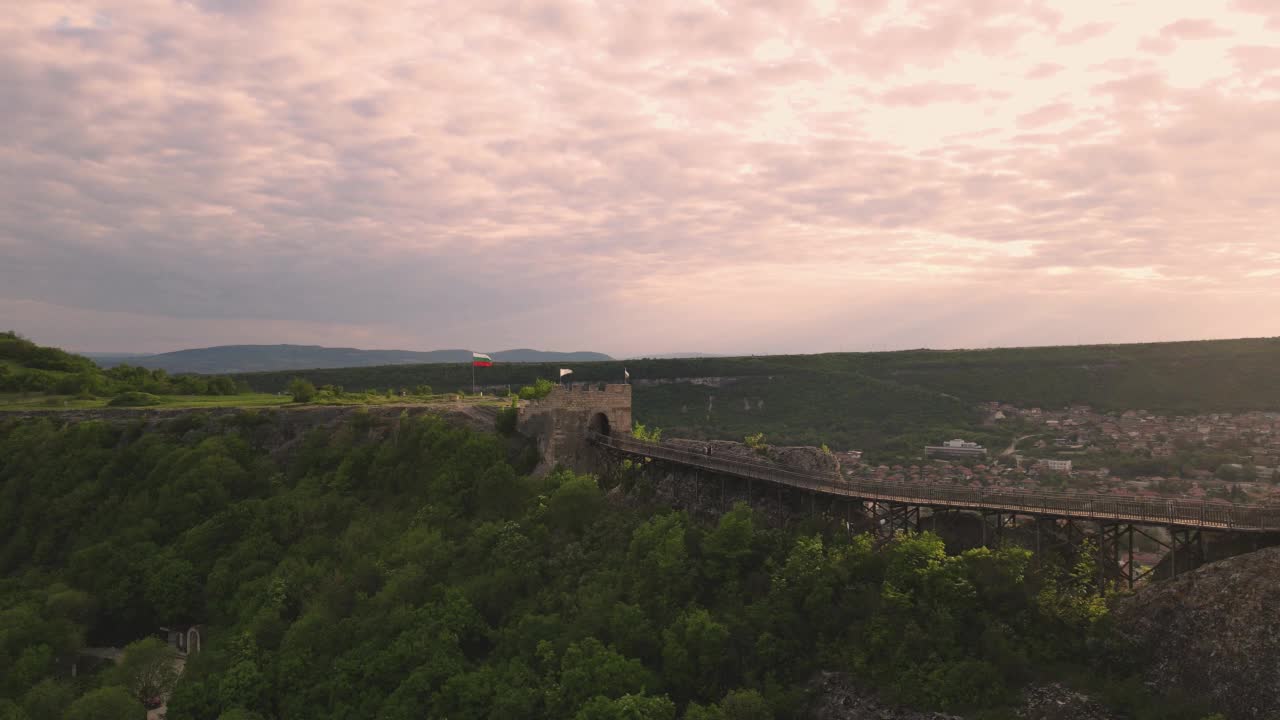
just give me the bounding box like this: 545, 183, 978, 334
1002, 433, 1038, 457
147, 654, 186, 720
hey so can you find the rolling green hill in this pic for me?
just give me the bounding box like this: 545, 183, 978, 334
227, 337, 1280, 457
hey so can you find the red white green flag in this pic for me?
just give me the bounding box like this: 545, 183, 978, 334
472, 352, 493, 367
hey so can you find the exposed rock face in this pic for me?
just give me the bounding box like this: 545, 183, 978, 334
1114, 546, 1280, 720
806, 673, 962, 720
1016, 683, 1118, 720
806, 674, 1120, 720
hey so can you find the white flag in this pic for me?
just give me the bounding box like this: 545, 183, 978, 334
559, 368, 573, 378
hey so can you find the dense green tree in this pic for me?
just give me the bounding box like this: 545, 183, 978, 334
718, 689, 773, 720
63, 686, 144, 720
20, 679, 74, 719
0, 410, 1222, 719
111, 637, 182, 704
544, 471, 604, 535
286, 378, 316, 403
548, 638, 659, 716
573, 693, 676, 720
660, 608, 730, 701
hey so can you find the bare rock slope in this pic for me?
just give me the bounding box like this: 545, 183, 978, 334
806, 674, 1118, 720
1114, 546, 1280, 720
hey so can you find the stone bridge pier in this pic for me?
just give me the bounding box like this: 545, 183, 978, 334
517, 384, 632, 472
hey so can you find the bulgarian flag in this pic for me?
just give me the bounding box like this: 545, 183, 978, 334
472, 352, 493, 367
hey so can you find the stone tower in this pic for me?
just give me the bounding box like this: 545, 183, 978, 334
517, 384, 632, 472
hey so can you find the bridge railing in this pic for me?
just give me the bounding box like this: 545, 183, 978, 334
592, 433, 1280, 532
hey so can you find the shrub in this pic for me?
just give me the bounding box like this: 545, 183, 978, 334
287, 378, 316, 403
632, 422, 663, 442
518, 378, 556, 400
108, 392, 162, 407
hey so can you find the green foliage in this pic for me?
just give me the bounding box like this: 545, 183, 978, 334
110, 637, 182, 703
63, 686, 144, 720
286, 377, 316, 403
718, 689, 773, 720
0, 333, 248, 403
0, 412, 1224, 718
0, 331, 96, 373
108, 391, 163, 407
518, 378, 557, 400
631, 422, 663, 442
20, 678, 75, 719
573, 693, 676, 720
210, 336, 1280, 460
744, 432, 766, 450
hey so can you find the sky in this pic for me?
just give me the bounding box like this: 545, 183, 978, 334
3, 0, 1280, 357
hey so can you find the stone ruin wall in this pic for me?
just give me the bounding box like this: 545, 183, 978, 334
517, 384, 632, 471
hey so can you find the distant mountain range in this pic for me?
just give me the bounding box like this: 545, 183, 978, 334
84, 345, 614, 375
624, 352, 724, 359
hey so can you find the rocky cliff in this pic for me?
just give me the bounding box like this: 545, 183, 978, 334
1114, 545, 1280, 720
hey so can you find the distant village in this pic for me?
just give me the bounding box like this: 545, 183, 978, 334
845, 404, 1280, 506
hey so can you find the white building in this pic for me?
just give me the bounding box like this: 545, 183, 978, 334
925, 439, 987, 459
1040, 459, 1073, 473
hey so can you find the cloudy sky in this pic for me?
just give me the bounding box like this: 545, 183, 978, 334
3, 0, 1279, 356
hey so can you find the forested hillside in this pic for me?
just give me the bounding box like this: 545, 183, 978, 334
0, 332, 248, 404
0, 412, 1222, 719
232, 337, 1280, 412
229, 337, 1280, 457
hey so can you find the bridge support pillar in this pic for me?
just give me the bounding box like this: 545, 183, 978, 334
870, 502, 919, 540
979, 510, 1016, 547
1165, 527, 1204, 580
1099, 524, 1138, 589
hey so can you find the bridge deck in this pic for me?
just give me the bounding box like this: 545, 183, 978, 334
594, 434, 1280, 533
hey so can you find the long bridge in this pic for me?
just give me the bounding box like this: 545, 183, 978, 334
591, 431, 1280, 586
514, 384, 1278, 586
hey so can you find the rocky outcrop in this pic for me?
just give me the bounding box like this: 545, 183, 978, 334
806, 674, 1120, 720
807, 673, 962, 720
1016, 683, 1118, 720
1113, 546, 1280, 720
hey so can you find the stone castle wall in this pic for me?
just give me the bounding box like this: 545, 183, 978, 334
517, 384, 632, 471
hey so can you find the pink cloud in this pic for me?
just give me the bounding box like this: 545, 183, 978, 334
1, 0, 1279, 355
1017, 102, 1074, 128
1025, 62, 1064, 79
1139, 18, 1232, 55
1230, 45, 1280, 75
1233, 0, 1280, 30
1160, 19, 1233, 40
1058, 21, 1112, 44
879, 83, 992, 106
1138, 36, 1176, 55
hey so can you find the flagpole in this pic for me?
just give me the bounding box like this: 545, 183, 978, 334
471, 360, 475, 395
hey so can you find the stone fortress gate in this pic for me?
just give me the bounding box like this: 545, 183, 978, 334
517, 384, 632, 471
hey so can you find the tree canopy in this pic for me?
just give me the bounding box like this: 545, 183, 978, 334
0, 410, 1220, 719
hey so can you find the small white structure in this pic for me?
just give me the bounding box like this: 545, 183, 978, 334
925, 439, 987, 459
1039, 459, 1073, 473
161, 625, 202, 655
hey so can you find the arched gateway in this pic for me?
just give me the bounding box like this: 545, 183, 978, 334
588, 412, 611, 437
